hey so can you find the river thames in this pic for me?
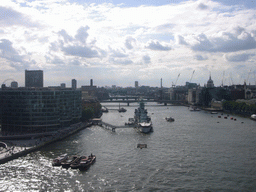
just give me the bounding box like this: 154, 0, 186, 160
1, 103, 256, 191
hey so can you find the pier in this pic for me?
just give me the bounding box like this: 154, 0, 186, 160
100, 121, 134, 132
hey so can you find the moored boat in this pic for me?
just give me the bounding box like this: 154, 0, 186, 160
78, 154, 96, 171
118, 103, 127, 112
189, 106, 201, 111
101, 106, 109, 112
70, 156, 87, 169
52, 154, 68, 166
134, 101, 153, 133
165, 117, 175, 122
61, 155, 79, 168
250, 114, 256, 121
118, 107, 127, 112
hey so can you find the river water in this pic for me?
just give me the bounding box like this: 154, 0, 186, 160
1, 103, 256, 191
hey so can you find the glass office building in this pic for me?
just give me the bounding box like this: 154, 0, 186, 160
0, 87, 81, 135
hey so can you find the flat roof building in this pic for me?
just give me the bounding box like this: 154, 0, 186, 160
0, 87, 81, 135
25, 70, 43, 88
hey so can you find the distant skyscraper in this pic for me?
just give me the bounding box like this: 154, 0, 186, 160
61, 83, 66, 88
11, 81, 18, 88
25, 70, 43, 88
135, 81, 138, 88
72, 79, 77, 90
90, 79, 93, 86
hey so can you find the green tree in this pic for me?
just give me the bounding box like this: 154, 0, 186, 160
81, 108, 94, 122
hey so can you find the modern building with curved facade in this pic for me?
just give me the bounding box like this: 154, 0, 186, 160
0, 87, 81, 135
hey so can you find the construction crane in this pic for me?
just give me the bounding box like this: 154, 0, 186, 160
172, 73, 180, 87
190, 70, 195, 82
247, 69, 252, 85
222, 71, 225, 87
229, 73, 234, 85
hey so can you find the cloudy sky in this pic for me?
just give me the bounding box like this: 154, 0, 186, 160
1, 0, 256, 87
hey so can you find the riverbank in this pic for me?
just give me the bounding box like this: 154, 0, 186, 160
0, 122, 92, 164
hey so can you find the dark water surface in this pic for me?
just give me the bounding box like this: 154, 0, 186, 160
1, 103, 256, 191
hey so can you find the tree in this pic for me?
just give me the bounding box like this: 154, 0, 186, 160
81, 108, 94, 122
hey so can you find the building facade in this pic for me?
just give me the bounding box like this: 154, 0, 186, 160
72, 79, 77, 90
0, 87, 81, 135
25, 70, 43, 88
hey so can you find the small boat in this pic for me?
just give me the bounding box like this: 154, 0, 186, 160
52, 154, 68, 166
165, 117, 175, 122
118, 103, 127, 112
101, 106, 108, 112
78, 154, 96, 171
125, 118, 135, 125
189, 106, 201, 111
118, 107, 127, 112
211, 112, 218, 114
61, 155, 79, 168
137, 144, 147, 149
250, 114, 256, 121
70, 156, 87, 169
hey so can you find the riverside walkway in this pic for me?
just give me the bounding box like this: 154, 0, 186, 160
0, 122, 92, 164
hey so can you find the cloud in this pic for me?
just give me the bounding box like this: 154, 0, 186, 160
224, 53, 253, 62
58, 29, 74, 43
0, 39, 23, 63
110, 58, 133, 65
125, 36, 136, 49
145, 40, 171, 51
176, 35, 188, 45
197, 3, 208, 10
110, 48, 128, 58
194, 54, 208, 60
0, 6, 38, 27
75, 26, 90, 44
143, 55, 151, 64
62, 45, 100, 58
191, 31, 256, 53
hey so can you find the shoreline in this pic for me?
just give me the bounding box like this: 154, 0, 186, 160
0, 122, 92, 164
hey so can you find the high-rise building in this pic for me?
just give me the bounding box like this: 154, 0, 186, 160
61, 83, 66, 88
25, 70, 43, 88
135, 81, 139, 88
72, 79, 77, 90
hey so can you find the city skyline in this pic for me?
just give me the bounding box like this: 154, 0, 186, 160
1, 0, 256, 87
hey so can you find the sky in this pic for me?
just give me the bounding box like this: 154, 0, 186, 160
1, 0, 256, 88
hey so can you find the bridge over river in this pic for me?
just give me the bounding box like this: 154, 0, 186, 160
100, 98, 184, 106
